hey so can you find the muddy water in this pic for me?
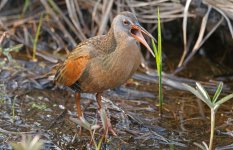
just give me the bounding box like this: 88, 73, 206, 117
0, 50, 233, 149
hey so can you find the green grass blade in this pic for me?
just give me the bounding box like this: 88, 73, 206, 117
196, 87, 213, 108
151, 39, 158, 60
216, 93, 233, 106
69, 117, 91, 131
152, 39, 160, 72
22, 0, 30, 15
212, 82, 223, 103
32, 13, 43, 61
152, 8, 163, 114
48, 0, 59, 14
193, 142, 207, 150
196, 82, 211, 102
97, 135, 104, 150
12, 96, 16, 121
2, 44, 23, 62
157, 7, 162, 62
157, 8, 163, 109
183, 83, 213, 108
157, 8, 163, 112
4, 44, 23, 53
183, 83, 205, 101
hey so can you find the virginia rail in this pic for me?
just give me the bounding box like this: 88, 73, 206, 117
54, 11, 156, 135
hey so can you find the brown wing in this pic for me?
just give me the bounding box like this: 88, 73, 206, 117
54, 46, 91, 86
54, 34, 114, 86
54, 55, 89, 86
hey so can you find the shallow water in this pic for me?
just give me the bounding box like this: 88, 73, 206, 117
0, 47, 233, 149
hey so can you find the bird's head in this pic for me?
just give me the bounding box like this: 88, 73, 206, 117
112, 11, 156, 57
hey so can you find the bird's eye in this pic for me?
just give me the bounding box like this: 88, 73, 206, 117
123, 19, 130, 25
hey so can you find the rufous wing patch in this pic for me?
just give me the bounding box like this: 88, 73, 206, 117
55, 56, 89, 86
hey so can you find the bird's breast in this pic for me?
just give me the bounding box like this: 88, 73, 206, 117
75, 40, 141, 93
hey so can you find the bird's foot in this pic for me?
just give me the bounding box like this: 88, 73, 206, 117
99, 108, 117, 137
70, 116, 100, 133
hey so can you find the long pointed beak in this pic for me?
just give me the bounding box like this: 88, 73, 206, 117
130, 24, 156, 57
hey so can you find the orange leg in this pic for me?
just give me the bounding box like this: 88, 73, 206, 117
75, 92, 83, 135
75, 92, 82, 118
96, 92, 117, 136
96, 92, 102, 110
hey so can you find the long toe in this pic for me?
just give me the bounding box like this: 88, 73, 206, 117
99, 108, 117, 136
108, 124, 117, 136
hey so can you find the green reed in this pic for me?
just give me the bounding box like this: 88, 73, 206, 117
32, 13, 43, 61
183, 82, 233, 150
152, 8, 163, 115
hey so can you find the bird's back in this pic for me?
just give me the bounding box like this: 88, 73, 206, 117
54, 29, 117, 88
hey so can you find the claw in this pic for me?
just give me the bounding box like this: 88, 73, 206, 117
99, 108, 117, 136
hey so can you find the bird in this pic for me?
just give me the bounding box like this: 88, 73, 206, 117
54, 11, 156, 135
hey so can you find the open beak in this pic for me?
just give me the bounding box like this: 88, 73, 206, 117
130, 23, 156, 57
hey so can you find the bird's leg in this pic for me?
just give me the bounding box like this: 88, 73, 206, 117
75, 92, 82, 134
73, 92, 93, 133
96, 92, 102, 110
96, 93, 117, 136
75, 92, 82, 118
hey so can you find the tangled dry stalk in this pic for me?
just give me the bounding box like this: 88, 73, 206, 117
0, 0, 232, 72
176, 0, 233, 73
